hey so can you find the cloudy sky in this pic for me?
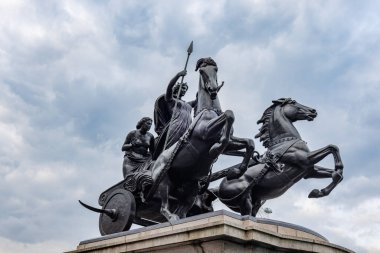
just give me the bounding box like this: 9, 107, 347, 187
1, 0, 379, 252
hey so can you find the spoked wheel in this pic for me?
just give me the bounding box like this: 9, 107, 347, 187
99, 189, 136, 235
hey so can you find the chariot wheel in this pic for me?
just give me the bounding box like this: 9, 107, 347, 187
99, 189, 136, 235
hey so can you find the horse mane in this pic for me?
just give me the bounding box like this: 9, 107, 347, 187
195, 57, 217, 71
255, 98, 293, 148
255, 105, 275, 148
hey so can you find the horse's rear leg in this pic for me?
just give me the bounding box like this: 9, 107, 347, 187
208, 110, 235, 158
239, 194, 264, 217
251, 200, 265, 217
239, 192, 253, 216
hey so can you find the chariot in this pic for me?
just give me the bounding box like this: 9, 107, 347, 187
79, 157, 256, 235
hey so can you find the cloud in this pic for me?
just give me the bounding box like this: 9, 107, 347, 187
260, 174, 380, 253
0, 236, 71, 253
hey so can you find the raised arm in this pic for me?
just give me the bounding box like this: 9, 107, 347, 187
165, 70, 187, 102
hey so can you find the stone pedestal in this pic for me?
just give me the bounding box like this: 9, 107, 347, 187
67, 210, 353, 253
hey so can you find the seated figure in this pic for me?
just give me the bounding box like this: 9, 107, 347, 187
122, 117, 155, 178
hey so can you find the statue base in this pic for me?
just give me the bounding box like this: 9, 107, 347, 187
67, 210, 353, 253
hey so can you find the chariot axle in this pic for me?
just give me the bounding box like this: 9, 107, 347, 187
79, 200, 118, 220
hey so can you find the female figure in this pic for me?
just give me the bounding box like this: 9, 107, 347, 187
122, 117, 155, 178
153, 70, 196, 158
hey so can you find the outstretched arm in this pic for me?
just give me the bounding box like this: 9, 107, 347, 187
165, 70, 187, 102
187, 92, 198, 108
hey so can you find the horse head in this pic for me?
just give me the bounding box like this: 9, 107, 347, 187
256, 98, 318, 148
273, 98, 317, 122
195, 57, 222, 100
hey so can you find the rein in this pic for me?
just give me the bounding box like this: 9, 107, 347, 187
218, 137, 302, 204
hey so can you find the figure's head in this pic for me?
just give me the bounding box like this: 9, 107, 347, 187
136, 117, 153, 132
173, 82, 188, 98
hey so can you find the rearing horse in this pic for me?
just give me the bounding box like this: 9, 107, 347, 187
149, 58, 254, 221
214, 98, 344, 216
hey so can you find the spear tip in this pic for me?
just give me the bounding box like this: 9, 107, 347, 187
187, 41, 193, 54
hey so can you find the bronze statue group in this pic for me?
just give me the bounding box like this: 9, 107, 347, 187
80, 51, 344, 235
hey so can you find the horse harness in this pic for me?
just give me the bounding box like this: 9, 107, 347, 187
218, 137, 303, 203
263, 137, 302, 173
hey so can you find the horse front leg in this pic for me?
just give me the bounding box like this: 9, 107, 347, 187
158, 176, 179, 222
208, 110, 235, 158
308, 144, 344, 171
175, 181, 199, 218
224, 136, 255, 180
306, 145, 344, 198
304, 165, 334, 179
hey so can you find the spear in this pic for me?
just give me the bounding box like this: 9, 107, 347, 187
163, 41, 193, 150
180, 41, 193, 84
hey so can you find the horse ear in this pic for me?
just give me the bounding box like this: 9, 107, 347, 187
272, 98, 292, 106
195, 58, 204, 71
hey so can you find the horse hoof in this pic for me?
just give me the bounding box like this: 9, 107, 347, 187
169, 214, 180, 222
308, 189, 323, 198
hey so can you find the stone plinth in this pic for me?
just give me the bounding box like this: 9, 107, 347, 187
67, 210, 353, 253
